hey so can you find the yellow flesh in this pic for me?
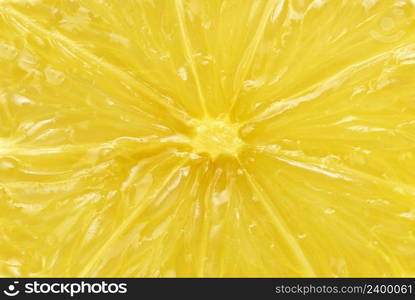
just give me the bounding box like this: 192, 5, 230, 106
1, 0, 415, 277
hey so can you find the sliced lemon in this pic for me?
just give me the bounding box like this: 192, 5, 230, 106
0, 0, 415, 277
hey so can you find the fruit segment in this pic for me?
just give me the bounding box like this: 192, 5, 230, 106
0, 0, 415, 277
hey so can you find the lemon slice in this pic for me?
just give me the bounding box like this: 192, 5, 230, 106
0, 0, 415, 277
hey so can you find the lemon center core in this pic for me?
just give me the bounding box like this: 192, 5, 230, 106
191, 119, 243, 158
